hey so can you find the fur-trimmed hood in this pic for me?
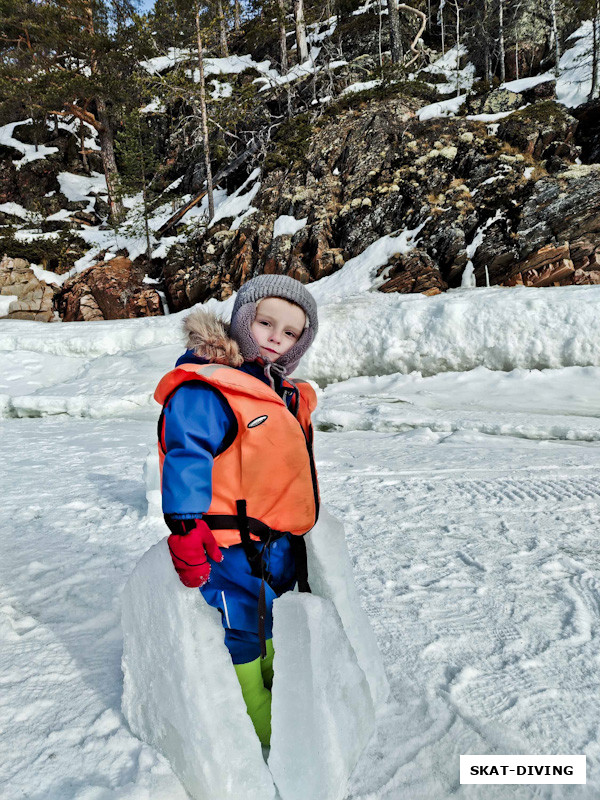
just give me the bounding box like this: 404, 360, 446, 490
182, 309, 244, 367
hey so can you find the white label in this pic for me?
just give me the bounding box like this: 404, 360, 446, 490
460, 755, 586, 784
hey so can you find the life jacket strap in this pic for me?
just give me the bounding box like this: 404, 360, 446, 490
203, 502, 311, 659
202, 510, 288, 545
289, 535, 311, 594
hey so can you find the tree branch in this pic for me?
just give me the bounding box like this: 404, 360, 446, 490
48, 104, 103, 132
397, 4, 427, 68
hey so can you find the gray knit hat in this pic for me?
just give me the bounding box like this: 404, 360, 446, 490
230, 274, 318, 383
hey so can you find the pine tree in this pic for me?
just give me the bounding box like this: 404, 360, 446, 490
115, 104, 159, 258
0, 0, 153, 222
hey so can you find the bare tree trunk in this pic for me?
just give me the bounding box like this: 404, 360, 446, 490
293, 0, 309, 63
498, 0, 505, 82
483, 0, 490, 82
388, 0, 403, 65
453, 0, 460, 95
550, 0, 560, 78
378, 0, 384, 67
278, 0, 289, 71
233, 0, 241, 30
195, 11, 215, 220
96, 97, 125, 223
591, 0, 599, 100
216, 0, 229, 57
79, 118, 90, 173
438, 0, 446, 55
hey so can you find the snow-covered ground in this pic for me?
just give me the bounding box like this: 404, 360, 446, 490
2, 271, 600, 797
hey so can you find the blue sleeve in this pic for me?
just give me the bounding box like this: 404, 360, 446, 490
161, 382, 236, 519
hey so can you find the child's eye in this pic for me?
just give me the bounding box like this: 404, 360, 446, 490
285, 331, 298, 338
258, 320, 270, 326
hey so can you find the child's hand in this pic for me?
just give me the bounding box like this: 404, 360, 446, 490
167, 520, 224, 588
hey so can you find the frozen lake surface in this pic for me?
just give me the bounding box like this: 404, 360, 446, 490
2, 285, 600, 798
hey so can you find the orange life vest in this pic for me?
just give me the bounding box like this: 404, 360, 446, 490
155, 363, 320, 548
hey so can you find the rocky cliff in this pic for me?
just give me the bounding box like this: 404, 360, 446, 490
1, 5, 599, 320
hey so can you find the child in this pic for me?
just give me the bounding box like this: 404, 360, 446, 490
154, 274, 320, 748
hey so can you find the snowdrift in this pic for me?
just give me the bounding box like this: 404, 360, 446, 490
122, 509, 386, 800
306, 506, 389, 709
269, 594, 375, 800
4, 287, 600, 422
121, 538, 275, 800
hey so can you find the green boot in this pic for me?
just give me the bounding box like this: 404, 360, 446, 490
234, 656, 272, 747
260, 638, 275, 690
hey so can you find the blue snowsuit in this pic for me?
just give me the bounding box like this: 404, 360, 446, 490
161, 349, 298, 664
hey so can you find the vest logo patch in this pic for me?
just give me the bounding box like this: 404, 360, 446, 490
247, 415, 268, 429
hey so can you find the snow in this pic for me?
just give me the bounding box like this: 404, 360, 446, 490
417, 93, 467, 121
466, 109, 522, 122
210, 79, 233, 99
231, 206, 258, 231
306, 506, 389, 709
29, 264, 57, 284
0, 120, 59, 169
273, 214, 307, 238
460, 210, 503, 287
556, 20, 597, 108
341, 79, 381, 95
305, 20, 337, 46
186, 54, 280, 85
496, 20, 598, 111
308, 222, 427, 302
140, 97, 166, 114
57, 171, 108, 212
164, 175, 184, 193
252, 47, 337, 93
303, 284, 600, 383
420, 44, 476, 95
208, 168, 261, 227
50, 117, 101, 152
205, 54, 276, 78
4, 62, 600, 792
0, 201, 42, 223
501, 74, 555, 93
4, 268, 600, 795
45, 208, 76, 222
269, 593, 375, 800
122, 538, 275, 800
140, 47, 191, 74
122, 506, 378, 800
14, 229, 60, 243
315, 366, 600, 442
0, 294, 17, 316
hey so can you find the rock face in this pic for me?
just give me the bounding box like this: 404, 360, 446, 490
158, 89, 600, 304
505, 240, 600, 286
497, 101, 579, 162
0, 255, 56, 321
482, 89, 523, 115
56, 257, 164, 321
376, 251, 447, 295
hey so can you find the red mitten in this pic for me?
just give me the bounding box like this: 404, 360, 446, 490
168, 519, 223, 588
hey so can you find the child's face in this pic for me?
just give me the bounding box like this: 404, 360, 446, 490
250, 297, 306, 361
